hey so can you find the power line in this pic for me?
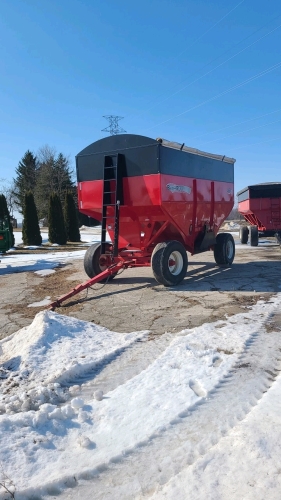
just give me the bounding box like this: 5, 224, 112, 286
102, 115, 126, 135
234, 135, 280, 150
171, 12, 281, 94
175, 0, 246, 59
202, 118, 281, 145
142, 21, 281, 115
192, 107, 281, 140
145, 60, 281, 131
126, 11, 281, 121
126, 0, 248, 119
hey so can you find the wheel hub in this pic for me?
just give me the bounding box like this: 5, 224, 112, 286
168, 251, 183, 276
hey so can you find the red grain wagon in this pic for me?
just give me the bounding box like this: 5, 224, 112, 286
50, 134, 236, 308
237, 183, 281, 246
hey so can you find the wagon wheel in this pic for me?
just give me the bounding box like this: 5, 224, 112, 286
214, 233, 235, 266
275, 231, 281, 245
84, 242, 116, 281
239, 226, 249, 244
151, 240, 188, 286
249, 226, 258, 247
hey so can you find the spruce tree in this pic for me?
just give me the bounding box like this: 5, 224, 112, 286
22, 192, 42, 246
13, 151, 37, 213
64, 192, 81, 242
34, 146, 56, 218
48, 193, 67, 245
35, 148, 75, 219
54, 153, 74, 198
0, 194, 15, 246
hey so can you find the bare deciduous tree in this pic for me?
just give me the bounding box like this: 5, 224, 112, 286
0, 179, 17, 216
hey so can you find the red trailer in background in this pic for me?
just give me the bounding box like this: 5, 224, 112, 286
49, 134, 236, 309
237, 183, 281, 246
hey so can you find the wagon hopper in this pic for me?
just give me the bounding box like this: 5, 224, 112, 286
237, 183, 281, 246
49, 134, 236, 308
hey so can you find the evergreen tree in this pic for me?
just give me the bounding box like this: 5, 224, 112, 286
13, 151, 37, 213
54, 153, 74, 198
64, 192, 81, 242
35, 147, 75, 219
48, 193, 67, 245
0, 194, 15, 246
22, 191, 42, 246
35, 146, 56, 219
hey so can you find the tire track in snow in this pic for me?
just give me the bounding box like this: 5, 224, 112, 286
49, 312, 281, 500
60, 332, 174, 397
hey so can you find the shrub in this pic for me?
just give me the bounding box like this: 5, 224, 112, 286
64, 192, 80, 242
0, 194, 15, 246
22, 191, 42, 245
48, 193, 67, 245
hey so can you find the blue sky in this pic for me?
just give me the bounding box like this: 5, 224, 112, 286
0, 0, 280, 208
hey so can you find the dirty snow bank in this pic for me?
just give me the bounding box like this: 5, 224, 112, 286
0, 311, 147, 410
0, 296, 281, 498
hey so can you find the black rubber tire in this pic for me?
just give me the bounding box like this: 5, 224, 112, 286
239, 226, 249, 244
275, 232, 281, 245
249, 226, 258, 247
214, 233, 235, 266
151, 240, 188, 286
84, 242, 116, 281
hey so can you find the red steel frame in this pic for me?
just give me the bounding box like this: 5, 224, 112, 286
49, 172, 233, 309
79, 173, 233, 254
238, 197, 281, 231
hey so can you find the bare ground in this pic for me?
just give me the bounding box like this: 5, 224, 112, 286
1, 234, 280, 340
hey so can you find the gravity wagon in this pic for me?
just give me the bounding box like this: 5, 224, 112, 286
237, 183, 281, 246
49, 134, 236, 308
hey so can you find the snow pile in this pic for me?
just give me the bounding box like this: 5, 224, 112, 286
0, 297, 280, 497
0, 311, 147, 414
151, 371, 281, 500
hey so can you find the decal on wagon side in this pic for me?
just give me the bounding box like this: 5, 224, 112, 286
166, 183, 192, 194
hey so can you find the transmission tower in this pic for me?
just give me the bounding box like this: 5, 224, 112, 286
102, 115, 126, 135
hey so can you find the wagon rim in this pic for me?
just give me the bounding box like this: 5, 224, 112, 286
226, 239, 234, 260
168, 251, 184, 276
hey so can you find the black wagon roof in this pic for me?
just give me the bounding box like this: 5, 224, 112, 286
76, 134, 235, 183
237, 183, 281, 196
237, 183, 281, 201
77, 134, 236, 164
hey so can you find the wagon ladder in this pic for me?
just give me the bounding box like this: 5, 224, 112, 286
101, 153, 123, 258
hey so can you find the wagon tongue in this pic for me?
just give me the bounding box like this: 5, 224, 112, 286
48, 261, 125, 310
